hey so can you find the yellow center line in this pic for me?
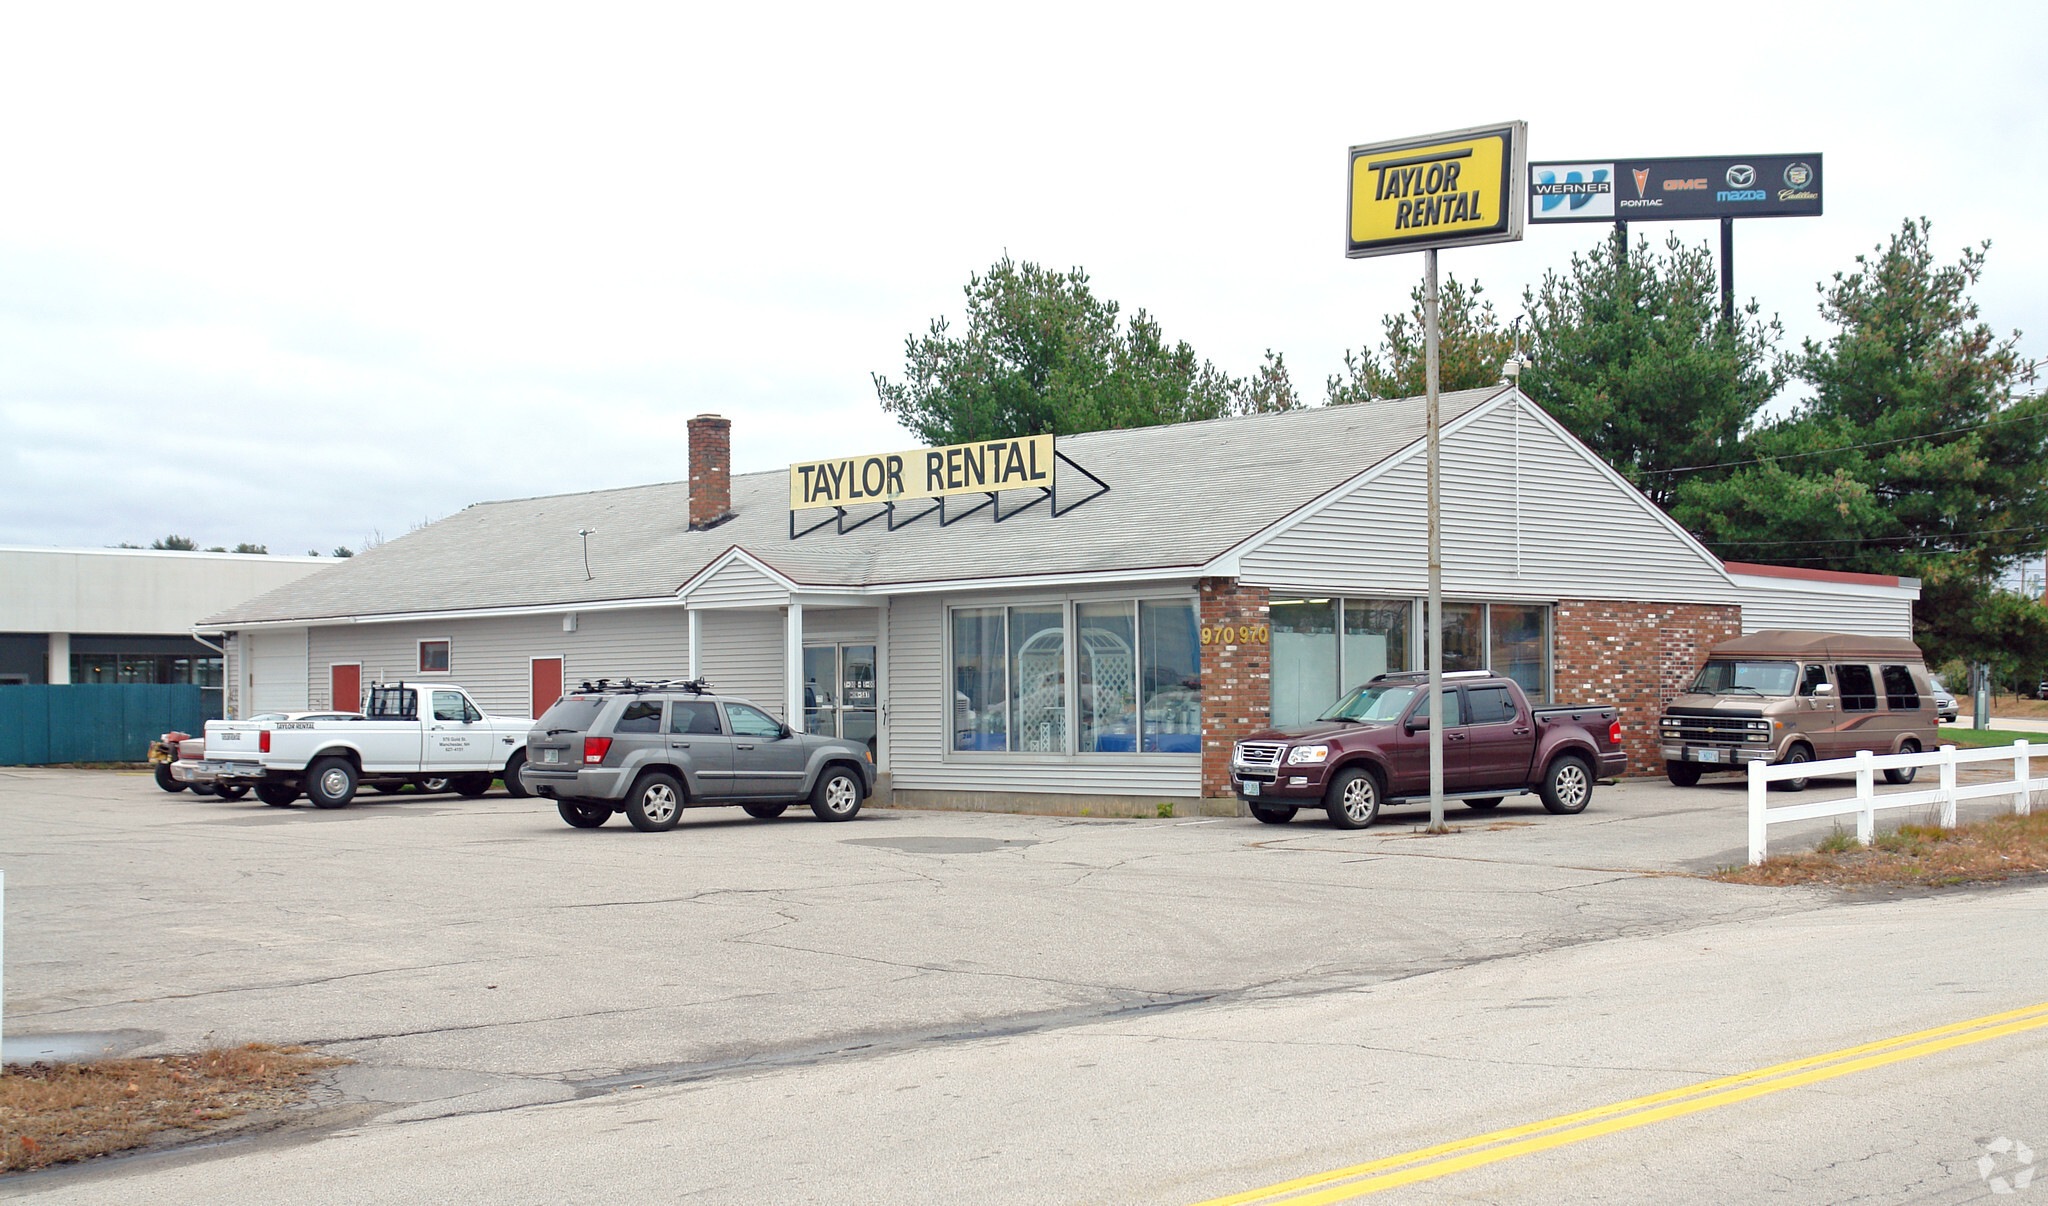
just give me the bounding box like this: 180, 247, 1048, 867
1194, 1001, 2048, 1206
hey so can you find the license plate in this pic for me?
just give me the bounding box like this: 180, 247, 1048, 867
1696, 748, 1722, 764
541, 748, 560, 763
216, 731, 240, 741
1242, 780, 1261, 797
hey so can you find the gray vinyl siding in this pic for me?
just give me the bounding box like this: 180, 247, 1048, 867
688, 558, 788, 607
224, 634, 242, 719
800, 607, 879, 645
697, 610, 788, 720
305, 607, 692, 719
885, 584, 1204, 799
1240, 397, 1736, 604
1733, 583, 1914, 639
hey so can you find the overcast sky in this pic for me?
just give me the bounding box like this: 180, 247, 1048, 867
3, 1, 2043, 557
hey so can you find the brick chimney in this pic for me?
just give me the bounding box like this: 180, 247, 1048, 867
687, 414, 732, 530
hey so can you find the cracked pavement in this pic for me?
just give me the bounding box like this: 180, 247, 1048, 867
1, 767, 2042, 1203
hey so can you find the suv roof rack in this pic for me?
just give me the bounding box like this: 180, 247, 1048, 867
573, 677, 713, 695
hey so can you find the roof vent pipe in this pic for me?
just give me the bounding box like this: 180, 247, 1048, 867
687, 414, 733, 530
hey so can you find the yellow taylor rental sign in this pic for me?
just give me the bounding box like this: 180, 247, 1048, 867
789, 433, 1055, 510
1346, 122, 1525, 259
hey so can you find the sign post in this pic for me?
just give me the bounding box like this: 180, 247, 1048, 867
1348, 121, 1526, 832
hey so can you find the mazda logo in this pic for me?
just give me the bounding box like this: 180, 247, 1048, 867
1726, 164, 1756, 188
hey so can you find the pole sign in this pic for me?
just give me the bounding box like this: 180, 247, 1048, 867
1346, 122, 1526, 259
789, 433, 1054, 510
1530, 154, 1822, 223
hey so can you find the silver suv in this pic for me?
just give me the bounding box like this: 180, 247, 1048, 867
521, 679, 875, 831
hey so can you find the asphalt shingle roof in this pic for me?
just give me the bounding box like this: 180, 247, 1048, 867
205, 386, 1508, 625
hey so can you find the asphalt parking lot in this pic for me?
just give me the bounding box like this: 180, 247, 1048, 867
3, 767, 2043, 1204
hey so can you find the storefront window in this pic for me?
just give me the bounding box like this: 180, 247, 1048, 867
1434, 602, 1483, 673
1270, 599, 1338, 728
951, 607, 1007, 751
1009, 605, 1065, 752
68, 653, 224, 685
1076, 601, 1136, 753
1488, 603, 1548, 702
951, 596, 1201, 756
1342, 598, 1410, 687
1139, 600, 1201, 752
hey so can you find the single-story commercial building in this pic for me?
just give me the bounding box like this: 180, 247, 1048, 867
1, 546, 331, 711
202, 386, 1920, 812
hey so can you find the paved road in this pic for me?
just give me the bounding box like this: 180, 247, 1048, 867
2, 768, 2042, 1203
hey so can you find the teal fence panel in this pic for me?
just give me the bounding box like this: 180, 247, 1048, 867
0, 685, 54, 765
0, 684, 211, 765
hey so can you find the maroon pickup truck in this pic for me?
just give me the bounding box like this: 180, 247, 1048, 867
1231, 671, 1626, 827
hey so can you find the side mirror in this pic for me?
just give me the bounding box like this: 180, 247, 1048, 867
1812, 683, 1834, 696
778, 724, 794, 739
1406, 717, 1429, 734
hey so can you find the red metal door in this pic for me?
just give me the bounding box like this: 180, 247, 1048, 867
330, 664, 361, 713
530, 657, 563, 720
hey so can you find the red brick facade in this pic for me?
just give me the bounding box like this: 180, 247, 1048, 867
1550, 599, 1741, 776
687, 414, 732, 530
1199, 578, 1272, 797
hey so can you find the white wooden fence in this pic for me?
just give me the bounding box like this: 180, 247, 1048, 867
1747, 741, 2046, 865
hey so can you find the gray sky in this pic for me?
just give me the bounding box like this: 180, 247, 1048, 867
3, 1, 2043, 557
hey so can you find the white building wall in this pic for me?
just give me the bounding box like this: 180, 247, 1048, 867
885, 582, 1204, 798
0, 547, 329, 635
1240, 397, 1738, 604
245, 628, 310, 714
687, 558, 790, 608
698, 610, 788, 719
1731, 579, 1916, 639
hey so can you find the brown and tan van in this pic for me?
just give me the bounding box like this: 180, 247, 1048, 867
1658, 630, 1940, 790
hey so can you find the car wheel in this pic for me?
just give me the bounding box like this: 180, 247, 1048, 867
255, 781, 299, 807
1772, 744, 1812, 793
417, 777, 450, 793
809, 766, 864, 822
1665, 761, 1702, 787
501, 751, 532, 799
1539, 755, 1593, 815
557, 800, 611, 828
214, 784, 249, 800
452, 774, 494, 798
372, 782, 404, 795
1248, 804, 1297, 824
190, 783, 219, 797
1325, 768, 1382, 829
1884, 740, 1920, 785
625, 772, 685, 832
154, 763, 186, 793
306, 757, 359, 809
1463, 797, 1504, 810
743, 803, 789, 819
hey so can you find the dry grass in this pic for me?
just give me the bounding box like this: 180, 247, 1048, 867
1716, 810, 2048, 888
0, 1043, 345, 1173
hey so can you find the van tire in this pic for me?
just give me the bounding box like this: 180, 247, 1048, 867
1772, 744, 1812, 793
501, 751, 532, 798
1539, 755, 1593, 815
1666, 761, 1702, 787
1325, 768, 1382, 829
306, 758, 358, 809
625, 772, 685, 831
1885, 740, 1920, 785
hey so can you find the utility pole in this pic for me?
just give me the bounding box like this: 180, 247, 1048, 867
1425, 248, 1445, 832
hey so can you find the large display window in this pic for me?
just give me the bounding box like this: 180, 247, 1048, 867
949, 595, 1201, 755
1272, 597, 1549, 723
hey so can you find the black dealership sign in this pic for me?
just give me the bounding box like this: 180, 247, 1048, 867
1529, 154, 1822, 223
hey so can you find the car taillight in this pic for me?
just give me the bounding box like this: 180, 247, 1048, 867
1608, 720, 1622, 745
583, 737, 612, 764
260, 729, 270, 753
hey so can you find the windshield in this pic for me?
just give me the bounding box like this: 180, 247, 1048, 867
1320, 683, 1419, 723
537, 696, 606, 733
1690, 660, 1797, 697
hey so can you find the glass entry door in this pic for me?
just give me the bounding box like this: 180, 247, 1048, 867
804, 644, 878, 758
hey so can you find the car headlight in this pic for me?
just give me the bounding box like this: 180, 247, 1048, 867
1287, 745, 1329, 765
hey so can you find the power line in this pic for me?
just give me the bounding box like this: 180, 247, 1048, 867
1639, 408, 2048, 478
1702, 522, 2048, 548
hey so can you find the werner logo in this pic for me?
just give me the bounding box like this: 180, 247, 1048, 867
1531, 164, 1614, 219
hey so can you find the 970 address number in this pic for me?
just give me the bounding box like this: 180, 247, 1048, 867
1200, 625, 1271, 646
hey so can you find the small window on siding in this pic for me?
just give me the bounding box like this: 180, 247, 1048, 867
419, 640, 451, 673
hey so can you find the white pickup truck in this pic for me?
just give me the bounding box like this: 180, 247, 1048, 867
198, 683, 534, 809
